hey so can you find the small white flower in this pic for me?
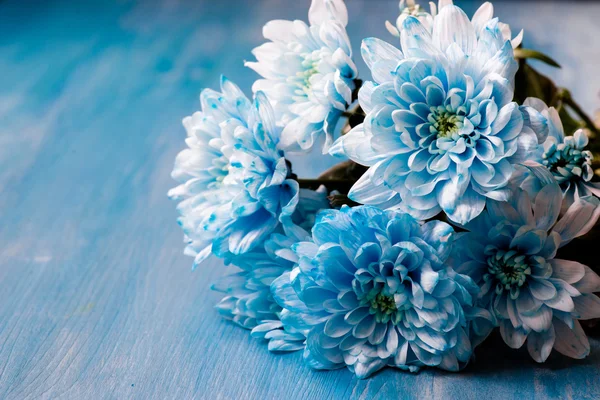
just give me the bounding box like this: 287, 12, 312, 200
245, 0, 358, 153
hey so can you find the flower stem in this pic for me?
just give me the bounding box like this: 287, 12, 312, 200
328, 194, 361, 208
559, 89, 600, 137
341, 104, 366, 133
297, 178, 356, 193
342, 106, 365, 119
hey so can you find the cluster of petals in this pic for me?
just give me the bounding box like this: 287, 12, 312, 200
522, 98, 600, 211
246, 0, 358, 153
272, 205, 492, 378
169, 77, 300, 267
454, 167, 600, 362
331, 2, 547, 224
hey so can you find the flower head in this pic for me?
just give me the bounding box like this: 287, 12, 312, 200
272, 205, 491, 378
331, 3, 545, 224
524, 98, 600, 211
169, 77, 299, 267
454, 167, 600, 362
246, 0, 357, 153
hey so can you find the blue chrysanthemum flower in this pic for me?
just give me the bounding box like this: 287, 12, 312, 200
245, 0, 357, 153
523, 98, 600, 211
272, 205, 492, 378
211, 187, 330, 351
169, 77, 300, 268
330, 3, 547, 224
454, 167, 600, 362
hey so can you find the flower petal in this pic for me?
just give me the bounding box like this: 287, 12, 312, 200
309, 0, 348, 26
573, 265, 600, 294
362, 38, 404, 84
529, 279, 557, 301
526, 327, 555, 363
573, 294, 600, 320
554, 196, 600, 246
552, 319, 590, 359
549, 259, 585, 284
432, 5, 477, 56
499, 320, 527, 349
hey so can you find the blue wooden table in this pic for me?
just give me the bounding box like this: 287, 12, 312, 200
1, 0, 600, 398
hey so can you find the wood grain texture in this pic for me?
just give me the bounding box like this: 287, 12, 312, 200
1, 0, 599, 399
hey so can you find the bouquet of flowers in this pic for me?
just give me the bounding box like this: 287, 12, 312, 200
169, 0, 600, 378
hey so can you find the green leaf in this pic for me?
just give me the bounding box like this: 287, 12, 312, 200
514, 48, 561, 68
513, 62, 558, 105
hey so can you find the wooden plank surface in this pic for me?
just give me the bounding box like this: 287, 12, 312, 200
1, 0, 599, 398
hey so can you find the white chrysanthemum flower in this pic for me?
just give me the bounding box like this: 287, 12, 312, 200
245, 0, 358, 153
168, 77, 301, 268
386, 0, 523, 49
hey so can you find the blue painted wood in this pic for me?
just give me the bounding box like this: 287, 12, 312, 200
1, 1, 599, 398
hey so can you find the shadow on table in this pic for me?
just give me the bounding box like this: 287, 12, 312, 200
462, 331, 600, 375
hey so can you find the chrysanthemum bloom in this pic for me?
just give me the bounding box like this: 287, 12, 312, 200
330, 3, 546, 224
523, 98, 600, 211
272, 205, 492, 378
386, 1, 523, 49
169, 77, 299, 267
246, 0, 357, 153
454, 170, 600, 362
